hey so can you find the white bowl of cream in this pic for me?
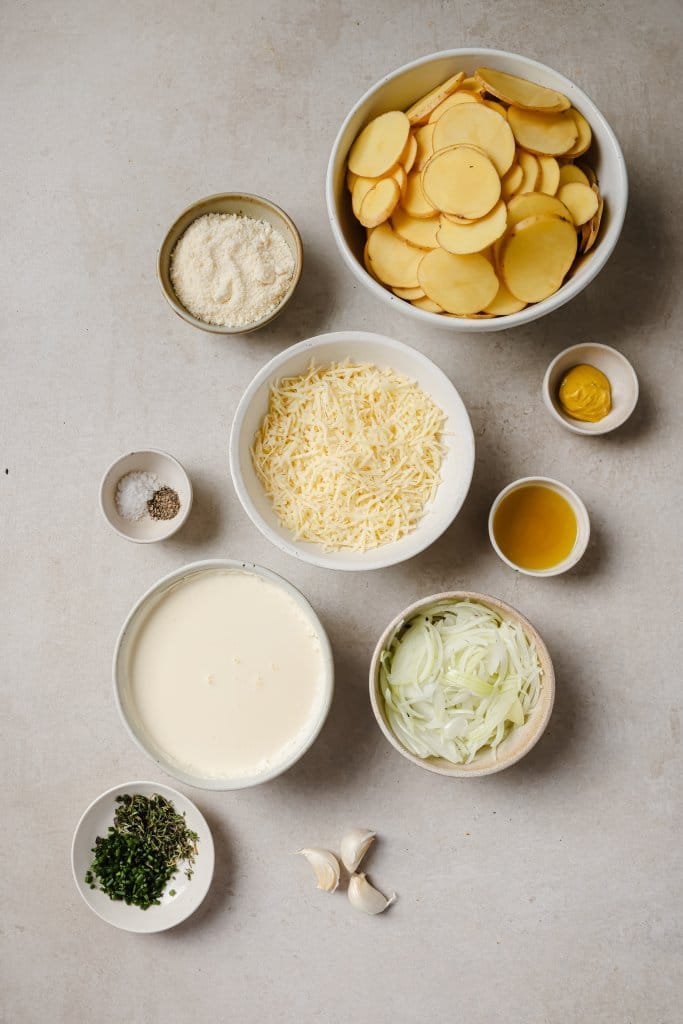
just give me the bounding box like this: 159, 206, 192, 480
113, 560, 334, 789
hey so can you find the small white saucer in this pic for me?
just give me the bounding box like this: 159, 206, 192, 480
99, 449, 192, 542
542, 342, 639, 436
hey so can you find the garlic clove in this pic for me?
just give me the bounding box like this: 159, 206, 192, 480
347, 872, 396, 915
340, 827, 376, 873
298, 848, 340, 893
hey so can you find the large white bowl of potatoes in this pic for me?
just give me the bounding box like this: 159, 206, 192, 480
326, 49, 627, 332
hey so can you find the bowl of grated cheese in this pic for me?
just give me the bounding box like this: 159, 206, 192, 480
229, 331, 475, 571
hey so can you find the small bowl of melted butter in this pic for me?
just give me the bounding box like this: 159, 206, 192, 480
542, 342, 639, 436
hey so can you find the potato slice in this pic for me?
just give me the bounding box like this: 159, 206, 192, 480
558, 163, 590, 188
411, 295, 444, 313
358, 177, 401, 228
366, 222, 424, 287
389, 163, 408, 198
428, 90, 481, 122
517, 150, 540, 192
483, 99, 508, 119
422, 145, 501, 219
565, 109, 592, 157
363, 240, 379, 281
507, 191, 573, 228
348, 111, 410, 177
557, 182, 599, 226
576, 161, 597, 187
417, 248, 499, 314
432, 102, 516, 175
392, 285, 425, 299
391, 206, 440, 248
346, 169, 359, 192
482, 280, 527, 315
500, 214, 577, 302
405, 72, 466, 125
474, 67, 570, 112
538, 155, 560, 195
580, 192, 604, 254
401, 169, 436, 219
413, 123, 435, 172
501, 162, 523, 199
352, 176, 377, 219
436, 200, 507, 254
401, 134, 418, 173
460, 76, 484, 93
508, 107, 578, 156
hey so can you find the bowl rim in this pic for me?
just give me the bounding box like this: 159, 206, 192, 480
488, 475, 591, 576
228, 329, 476, 571
98, 447, 194, 544
369, 590, 555, 777
157, 191, 304, 335
542, 342, 640, 435
70, 779, 215, 932
112, 558, 335, 790
326, 47, 628, 333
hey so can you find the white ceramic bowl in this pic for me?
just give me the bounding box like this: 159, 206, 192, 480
99, 449, 193, 543
369, 591, 555, 776
71, 780, 214, 932
113, 559, 334, 790
542, 342, 639, 435
229, 330, 475, 571
488, 476, 590, 576
326, 48, 628, 333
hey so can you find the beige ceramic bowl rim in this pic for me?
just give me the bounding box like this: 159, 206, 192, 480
98, 448, 193, 544
112, 558, 334, 790
542, 342, 640, 435
157, 192, 304, 335
488, 475, 590, 577
326, 47, 628, 333
369, 590, 555, 777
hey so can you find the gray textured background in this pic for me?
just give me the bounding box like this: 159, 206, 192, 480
1, 1, 681, 1021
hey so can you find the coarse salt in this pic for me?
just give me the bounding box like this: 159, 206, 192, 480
170, 212, 295, 328
115, 471, 161, 521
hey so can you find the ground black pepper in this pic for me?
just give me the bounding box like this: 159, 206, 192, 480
147, 486, 180, 521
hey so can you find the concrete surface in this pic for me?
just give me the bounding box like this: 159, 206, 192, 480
1, 1, 681, 1022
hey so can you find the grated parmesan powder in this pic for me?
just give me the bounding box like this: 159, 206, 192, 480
170, 213, 295, 328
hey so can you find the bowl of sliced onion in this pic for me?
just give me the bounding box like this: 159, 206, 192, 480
369, 592, 555, 776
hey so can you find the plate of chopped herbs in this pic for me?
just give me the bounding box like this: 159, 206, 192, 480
71, 781, 214, 932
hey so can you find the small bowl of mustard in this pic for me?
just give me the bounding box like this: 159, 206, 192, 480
542, 342, 639, 436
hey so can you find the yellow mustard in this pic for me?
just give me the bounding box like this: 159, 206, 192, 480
558, 364, 611, 422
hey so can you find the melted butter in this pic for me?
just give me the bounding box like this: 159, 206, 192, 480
558, 363, 611, 422
493, 485, 577, 571
126, 570, 326, 780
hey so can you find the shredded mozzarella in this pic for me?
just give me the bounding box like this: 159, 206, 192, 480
251, 362, 446, 552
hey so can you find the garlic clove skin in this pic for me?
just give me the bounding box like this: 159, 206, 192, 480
347, 872, 396, 915
340, 827, 376, 873
298, 848, 340, 893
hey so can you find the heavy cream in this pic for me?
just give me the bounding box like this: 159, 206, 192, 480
124, 569, 328, 780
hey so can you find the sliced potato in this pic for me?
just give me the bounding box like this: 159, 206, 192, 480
537, 155, 560, 195
483, 99, 508, 119
352, 176, 377, 219
576, 161, 597, 187
565, 109, 592, 158
392, 285, 425, 299
358, 177, 401, 228
413, 123, 435, 171
501, 162, 523, 199
366, 222, 424, 287
346, 169, 359, 192
474, 67, 570, 112
411, 295, 443, 312
436, 200, 507, 254
507, 191, 573, 228
401, 134, 418, 173
348, 111, 410, 177
482, 280, 527, 315
428, 90, 480, 122
422, 145, 501, 219
500, 214, 577, 302
363, 240, 379, 281
432, 102, 516, 175
401, 169, 436, 219
460, 76, 484, 93
418, 248, 499, 314
508, 107, 578, 156
517, 150, 540, 192
391, 206, 440, 248
405, 72, 466, 125
389, 163, 407, 198
557, 182, 599, 226
580, 192, 604, 253
558, 162, 590, 188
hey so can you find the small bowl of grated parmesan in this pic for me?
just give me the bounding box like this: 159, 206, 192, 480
158, 193, 303, 334
99, 449, 193, 543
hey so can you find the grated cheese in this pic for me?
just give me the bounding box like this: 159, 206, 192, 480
251, 362, 446, 552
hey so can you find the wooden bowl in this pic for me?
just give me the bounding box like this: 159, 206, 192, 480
369, 591, 555, 777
